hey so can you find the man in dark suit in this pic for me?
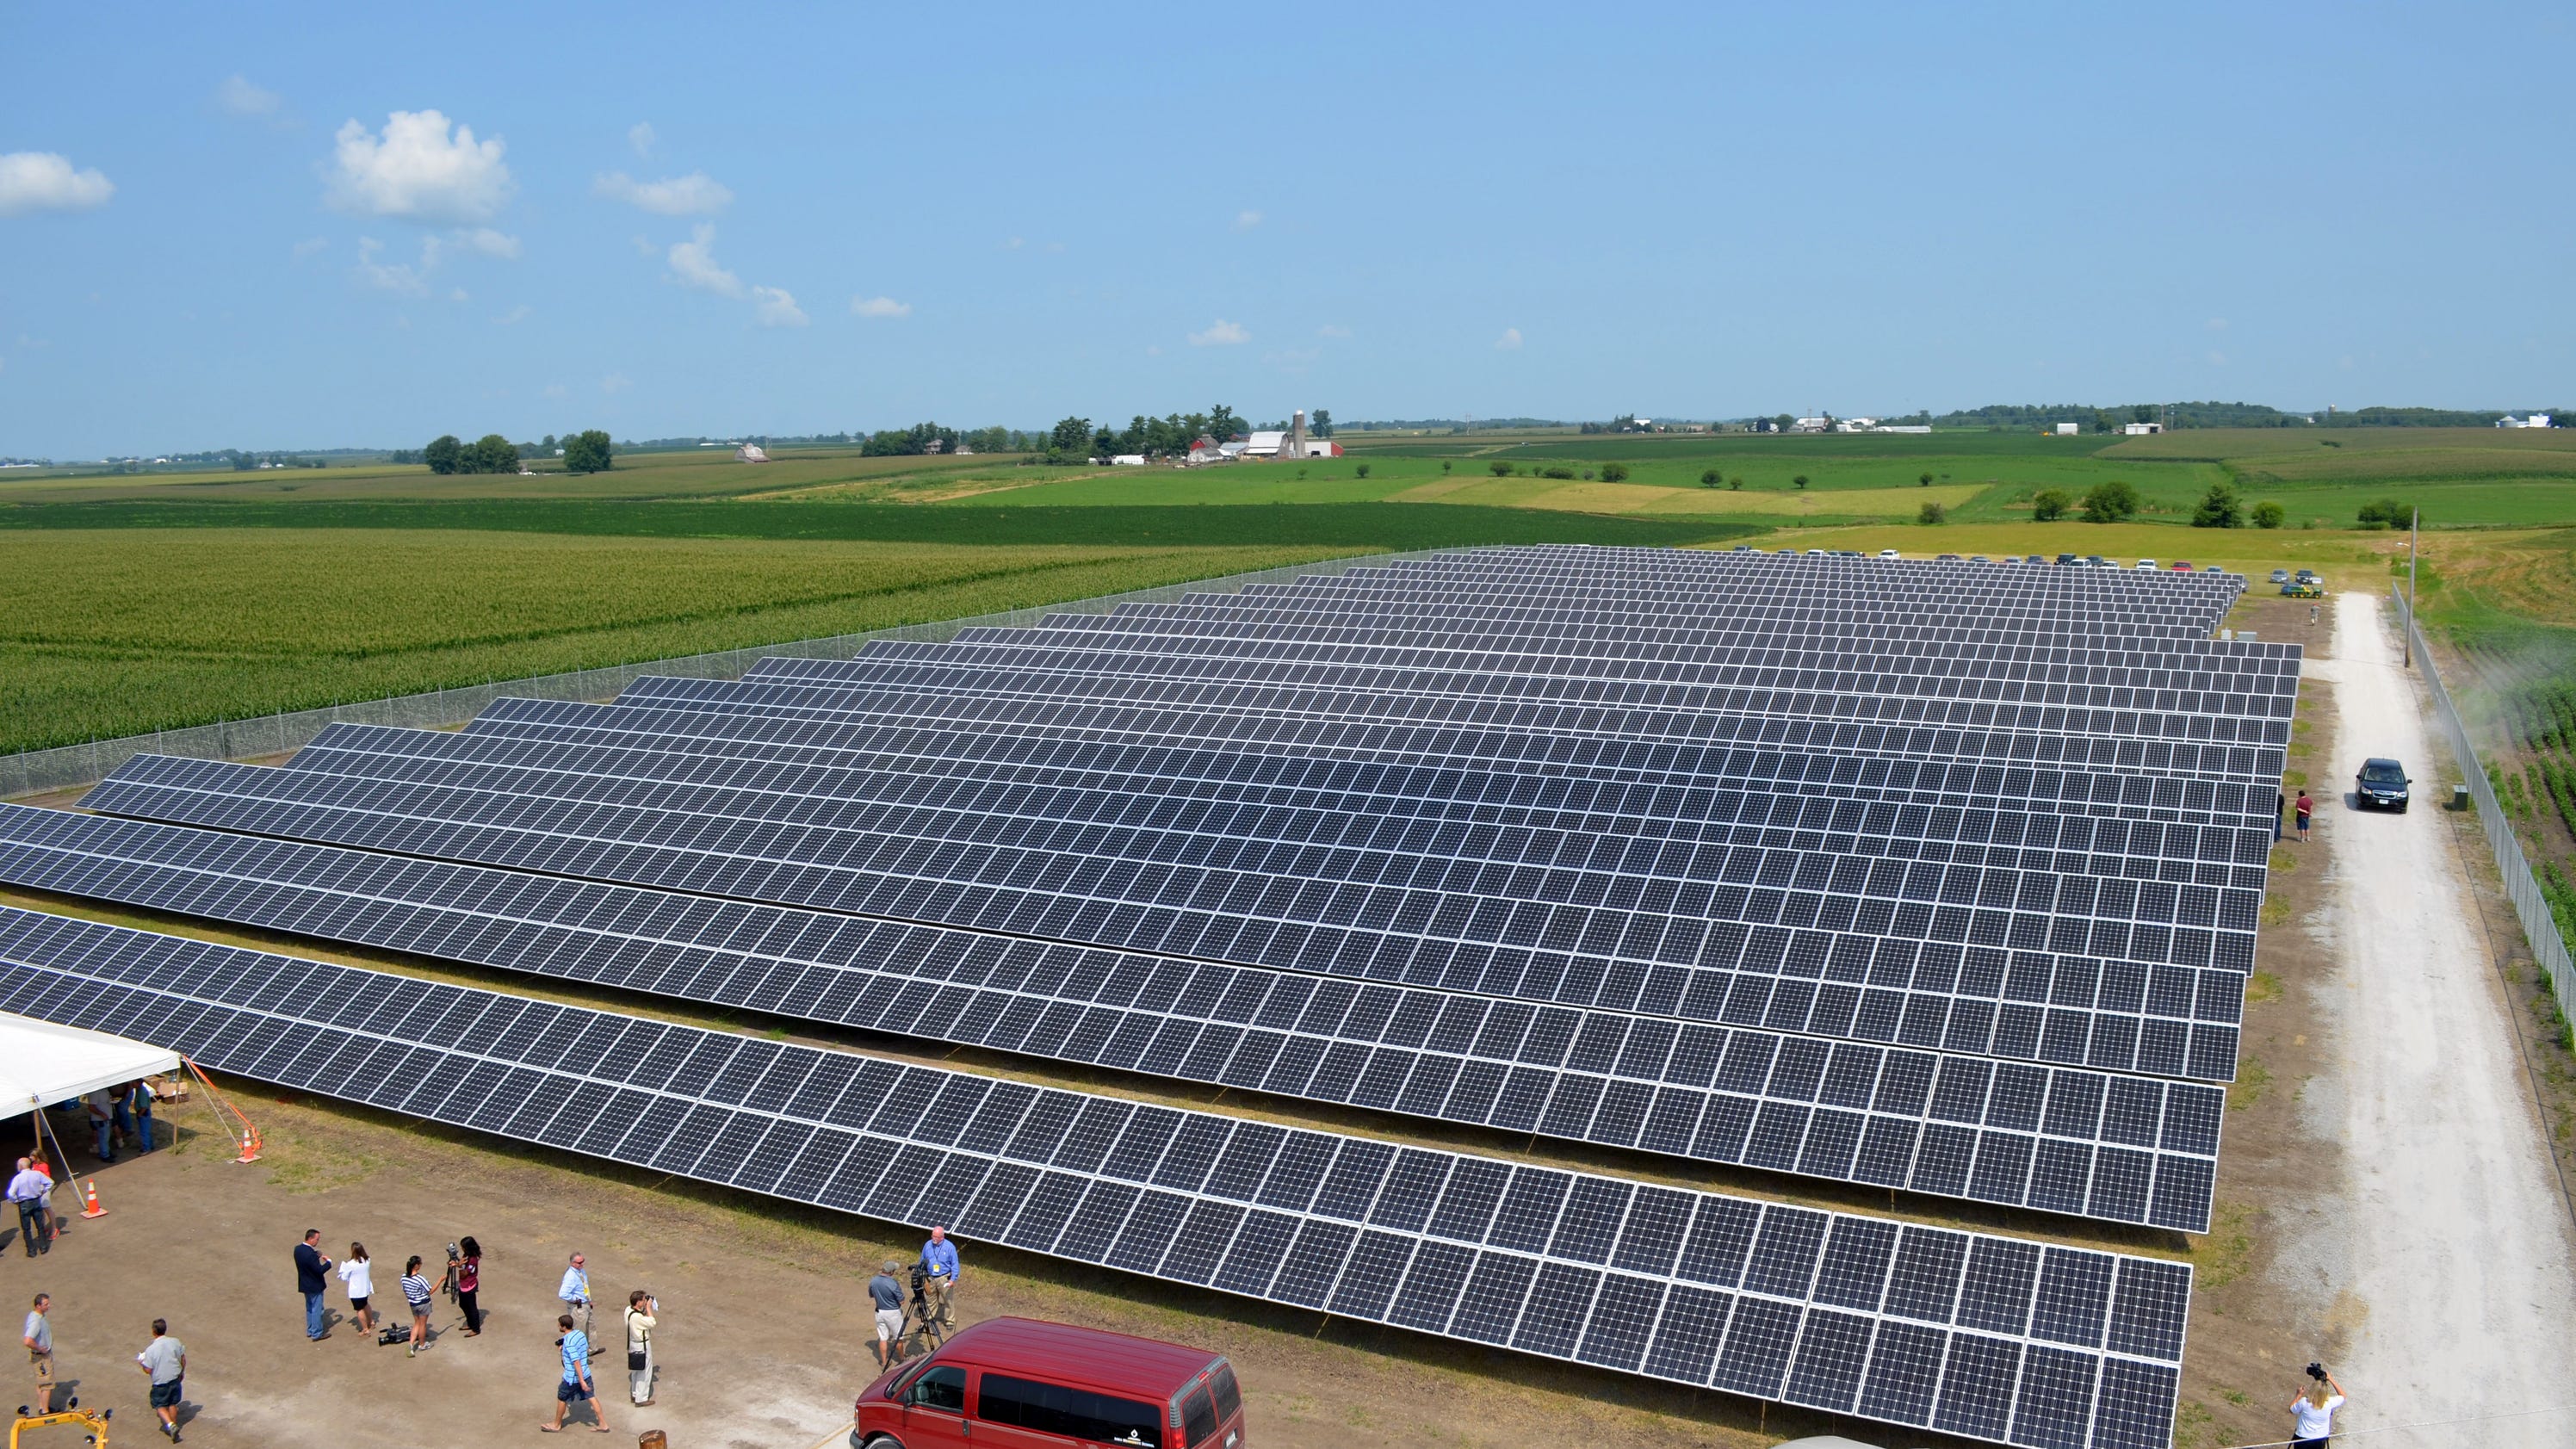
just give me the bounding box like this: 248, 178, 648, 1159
294, 1229, 333, 1341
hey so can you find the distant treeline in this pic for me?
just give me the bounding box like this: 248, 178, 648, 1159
1338, 418, 1566, 431
1935, 400, 2567, 430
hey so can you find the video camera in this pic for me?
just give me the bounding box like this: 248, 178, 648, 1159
2307, 1362, 2328, 1382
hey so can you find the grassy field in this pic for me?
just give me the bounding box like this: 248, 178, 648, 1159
0, 535, 1346, 753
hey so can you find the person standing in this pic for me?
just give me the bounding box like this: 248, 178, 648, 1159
399, 1256, 433, 1357
542, 1312, 610, 1434
127, 1081, 158, 1154
136, 1316, 185, 1442
22, 1293, 53, 1415
920, 1227, 961, 1334
2274, 789, 2287, 844
450, 1236, 485, 1336
868, 1261, 905, 1370
337, 1243, 376, 1339
2291, 1367, 2347, 1447
294, 1229, 333, 1341
557, 1253, 594, 1350
8, 1158, 50, 1258
2295, 789, 2314, 844
622, 1290, 658, 1407
86, 1091, 117, 1163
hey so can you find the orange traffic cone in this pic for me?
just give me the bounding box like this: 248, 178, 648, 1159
78, 1179, 107, 1219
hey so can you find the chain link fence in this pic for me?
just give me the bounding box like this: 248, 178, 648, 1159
1, 548, 1427, 801
2393, 582, 2576, 1011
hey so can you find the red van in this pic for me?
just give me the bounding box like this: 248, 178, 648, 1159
854, 1317, 1245, 1449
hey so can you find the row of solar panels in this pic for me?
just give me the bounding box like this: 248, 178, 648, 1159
0, 904, 2186, 1449
83, 752, 2252, 1085
0, 802, 2221, 1232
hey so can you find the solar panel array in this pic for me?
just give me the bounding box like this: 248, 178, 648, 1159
0, 905, 2188, 1449
0, 802, 2223, 1230
18, 544, 2290, 1447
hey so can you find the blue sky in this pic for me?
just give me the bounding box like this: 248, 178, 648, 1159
2, 3, 2569, 456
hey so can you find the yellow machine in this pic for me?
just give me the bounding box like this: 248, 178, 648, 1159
10, 1403, 114, 1448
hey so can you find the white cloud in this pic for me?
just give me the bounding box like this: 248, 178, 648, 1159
422, 227, 521, 269
216, 74, 282, 116
665, 223, 743, 296
542, 382, 568, 399
1317, 324, 1351, 338
600, 373, 632, 395
326, 110, 511, 225
629, 122, 656, 158
1004, 236, 1025, 250
0, 152, 115, 217
354, 237, 427, 295
1234, 209, 1261, 230
851, 294, 911, 319
449, 287, 468, 301
2206, 317, 2229, 331
1495, 327, 1523, 350
495, 305, 532, 325
1146, 344, 1162, 356
290, 236, 331, 262
1189, 319, 1250, 347
593, 170, 732, 216
752, 285, 808, 327
2206, 350, 2228, 366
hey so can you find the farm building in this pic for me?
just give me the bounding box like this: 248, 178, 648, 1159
1241, 410, 1343, 460
2125, 421, 2165, 435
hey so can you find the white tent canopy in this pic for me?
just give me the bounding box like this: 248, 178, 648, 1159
0, 1011, 181, 1121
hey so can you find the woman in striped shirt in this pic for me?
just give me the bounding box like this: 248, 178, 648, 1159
401, 1256, 434, 1357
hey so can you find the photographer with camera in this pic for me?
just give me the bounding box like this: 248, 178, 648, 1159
622, 1289, 659, 1407
2290, 1362, 2346, 1447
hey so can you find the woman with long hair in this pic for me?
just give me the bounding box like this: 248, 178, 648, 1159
452, 1235, 484, 1336
2290, 1367, 2346, 1447
336, 1242, 375, 1338
399, 1254, 434, 1357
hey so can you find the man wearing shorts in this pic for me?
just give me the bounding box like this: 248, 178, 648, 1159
543, 1312, 610, 1434
136, 1317, 185, 1442
868, 1261, 906, 1369
22, 1293, 53, 1415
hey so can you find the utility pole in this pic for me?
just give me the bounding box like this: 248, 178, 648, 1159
2404, 505, 2419, 667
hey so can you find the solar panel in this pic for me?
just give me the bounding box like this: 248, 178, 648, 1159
84, 748, 2249, 1084
0, 801, 2221, 1230
0, 901, 2189, 1449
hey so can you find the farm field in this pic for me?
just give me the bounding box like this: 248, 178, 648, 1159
0, 533, 1340, 754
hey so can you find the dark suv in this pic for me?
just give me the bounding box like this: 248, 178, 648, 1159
2356, 758, 2411, 811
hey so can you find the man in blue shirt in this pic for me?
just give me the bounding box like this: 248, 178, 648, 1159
543, 1312, 610, 1434
6, 1159, 50, 1258
293, 1230, 332, 1341
557, 1254, 593, 1351
920, 1227, 961, 1335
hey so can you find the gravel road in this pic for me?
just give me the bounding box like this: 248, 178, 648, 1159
2303, 589, 2576, 1447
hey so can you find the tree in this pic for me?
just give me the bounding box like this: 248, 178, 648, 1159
540, 434, 558, 453
470, 434, 519, 474
1918, 500, 1947, 524
2251, 500, 2286, 529
2357, 498, 2418, 528
424, 435, 463, 474
562, 430, 614, 474
1091, 427, 1118, 461
2191, 481, 2243, 528
1918, 471, 1935, 487
1354, 463, 1372, 480
1440, 460, 1452, 474
2031, 488, 2071, 521
1600, 461, 1630, 482
1700, 468, 1721, 489
1310, 409, 1333, 437
1728, 475, 1744, 491
1205, 404, 1242, 443
1793, 474, 1810, 489
1773, 413, 1794, 432
1050, 417, 1093, 455
2080, 480, 2139, 523
1488, 460, 1514, 477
